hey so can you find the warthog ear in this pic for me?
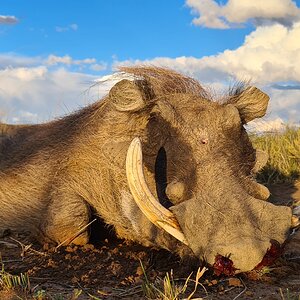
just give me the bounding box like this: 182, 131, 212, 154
109, 79, 153, 112
231, 86, 269, 124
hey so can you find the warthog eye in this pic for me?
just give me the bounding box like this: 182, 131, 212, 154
200, 138, 209, 145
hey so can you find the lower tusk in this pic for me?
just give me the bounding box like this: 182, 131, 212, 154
126, 137, 188, 246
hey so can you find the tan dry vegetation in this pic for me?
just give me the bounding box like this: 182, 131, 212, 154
251, 126, 300, 184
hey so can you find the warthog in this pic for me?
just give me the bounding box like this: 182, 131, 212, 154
0, 67, 298, 273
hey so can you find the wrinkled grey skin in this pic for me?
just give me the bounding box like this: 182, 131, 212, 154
0, 67, 292, 273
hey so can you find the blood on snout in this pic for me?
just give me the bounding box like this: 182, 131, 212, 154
254, 240, 283, 271
213, 240, 283, 276
213, 254, 237, 276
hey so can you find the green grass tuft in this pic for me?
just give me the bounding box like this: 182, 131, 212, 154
279, 288, 300, 300
0, 258, 30, 293
140, 260, 207, 300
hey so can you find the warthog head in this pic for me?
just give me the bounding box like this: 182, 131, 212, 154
0, 67, 296, 274
109, 67, 293, 273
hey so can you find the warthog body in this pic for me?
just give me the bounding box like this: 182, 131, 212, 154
0, 67, 293, 273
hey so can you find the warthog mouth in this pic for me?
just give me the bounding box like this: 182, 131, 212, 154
126, 137, 300, 274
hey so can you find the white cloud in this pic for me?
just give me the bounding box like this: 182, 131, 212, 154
0, 53, 103, 70
69, 23, 78, 31
0, 66, 103, 123
78, 58, 96, 65
246, 118, 286, 133
45, 54, 99, 71
115, 21, 300, 84
46, 54, 96, 67
0, 53, 42, 68
11, 111, 39, 124
4, 66, 47, 82
90, 63, 108, 72
187, 0, 227, 29
0, 52, 111, 123
265, 86, 300, 123
199, 22, 300, 84
186, 0, 300, 28
46, 55, 73, 65
55, 23, 78, 32
0, 15, 18, 25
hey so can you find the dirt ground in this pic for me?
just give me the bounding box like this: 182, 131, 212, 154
1, 182, 300, 300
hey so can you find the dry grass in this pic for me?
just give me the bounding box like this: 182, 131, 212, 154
0, 257, 83, 300
140, 260, 208, 300
250, 126, 300, 184
279, 288, 300, 300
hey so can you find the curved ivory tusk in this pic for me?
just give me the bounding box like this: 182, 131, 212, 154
126, 137, 189, 246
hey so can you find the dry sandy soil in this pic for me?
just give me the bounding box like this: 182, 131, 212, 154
1, 182, 300, 300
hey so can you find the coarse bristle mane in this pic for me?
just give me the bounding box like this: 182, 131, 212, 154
118, 66, 249, 104
119, 66, 211, 100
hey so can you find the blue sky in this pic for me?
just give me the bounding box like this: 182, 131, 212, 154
1, 0, 300, 131
1, 1, 251, 63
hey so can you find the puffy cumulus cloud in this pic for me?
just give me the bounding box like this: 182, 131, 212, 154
55, 23, 78, 32
115, 21, 300, 85
0, 52, 110, 122
186, 0, 300, 29
0, 15, 18, 25
4, 66, 47, 82
200, 22, 300, 84
187, 0, 226, 29
224, 0, 300, 26
46, 55, 96, 66
0, 66, 105, 123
